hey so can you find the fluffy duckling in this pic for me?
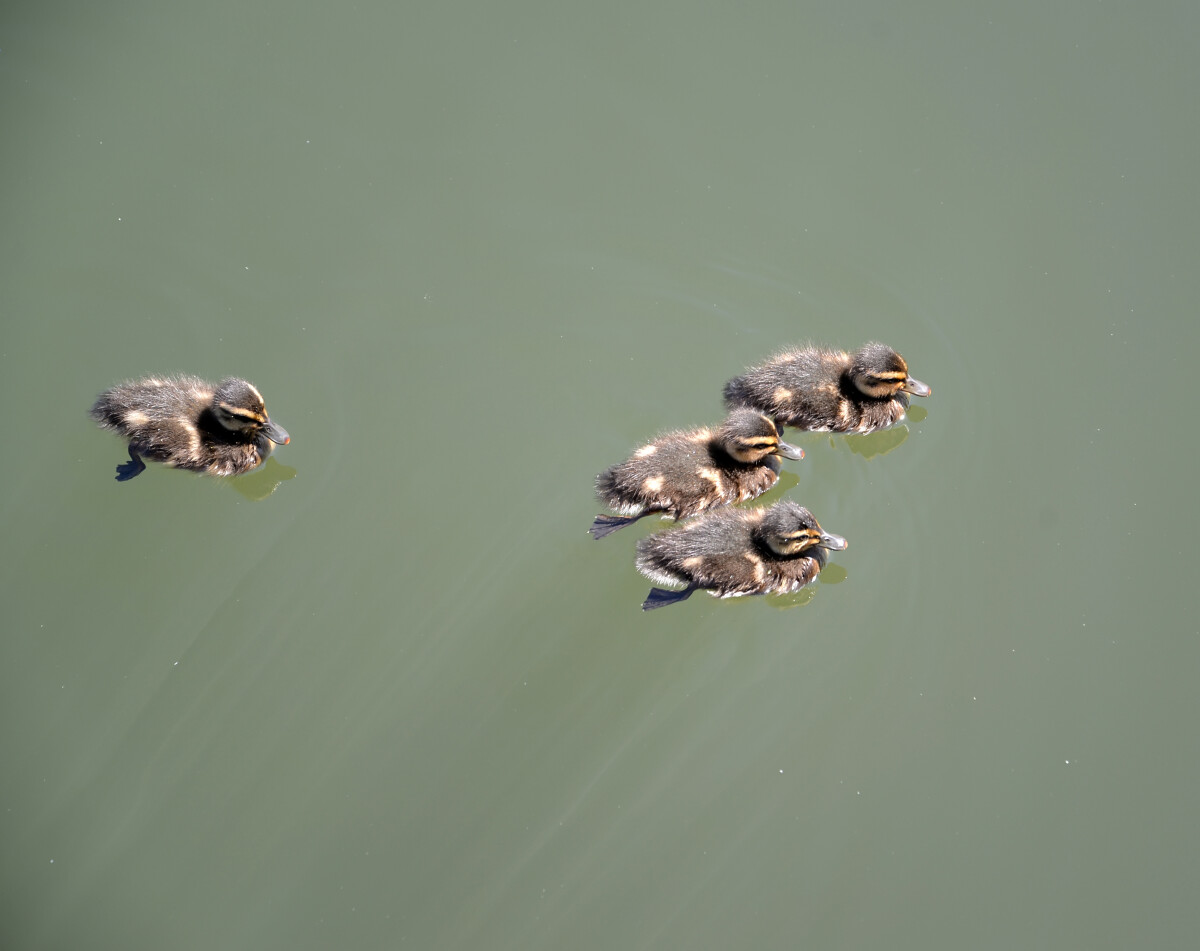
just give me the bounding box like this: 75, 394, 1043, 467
91, 375, 290, 481
590, 408, 804, 539
724, 342, 931, 434
636, 500, 847, 610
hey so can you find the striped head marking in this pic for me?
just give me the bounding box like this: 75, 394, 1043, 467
718, 409, 803, 463
757, 501, 847, 557
849, 343, 929, 400
213, 378, 290, 445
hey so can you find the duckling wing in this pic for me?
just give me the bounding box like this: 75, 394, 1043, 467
762, 552, 825, 595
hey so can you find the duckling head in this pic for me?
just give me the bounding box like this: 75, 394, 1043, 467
755, 501, 848, 557
849, 343, 932, 400
213, 378, 290, 445
717, 408, 805, 463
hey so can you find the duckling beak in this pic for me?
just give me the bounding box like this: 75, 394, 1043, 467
776, 440, 805, 461
263, 419, 290, 446
903, 376, 932, 397
819, 530, 848, 551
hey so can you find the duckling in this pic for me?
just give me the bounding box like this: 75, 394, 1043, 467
723, 342, 931, 435
635, 500, 847, 610
90, 375, 290, 481
590, 408, 804, 539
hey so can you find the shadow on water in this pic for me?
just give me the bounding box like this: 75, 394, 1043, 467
229, 457, 298, 501
844, 424, 910, 459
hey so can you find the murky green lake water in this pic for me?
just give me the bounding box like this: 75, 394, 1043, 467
4, 2, 1199, 948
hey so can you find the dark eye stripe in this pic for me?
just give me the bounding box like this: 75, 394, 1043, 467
219, 404, 267, 427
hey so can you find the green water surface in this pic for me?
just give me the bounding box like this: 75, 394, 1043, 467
3, 1, 1198, 949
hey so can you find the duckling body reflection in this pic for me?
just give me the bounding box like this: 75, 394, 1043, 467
91, 375, 290, 480
724, 342, 930, 435
636, 500, 847, 610
590, 409, 804, 539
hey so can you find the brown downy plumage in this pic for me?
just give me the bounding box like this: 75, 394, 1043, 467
635, 500, 847, 610
589, 408, 804, 539
723, 342, 931, 435
91, 375, 290, 481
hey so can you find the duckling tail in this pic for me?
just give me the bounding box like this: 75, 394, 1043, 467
590, 513, 639, 539
642, 586, 697, 610
722, 375, 750, 408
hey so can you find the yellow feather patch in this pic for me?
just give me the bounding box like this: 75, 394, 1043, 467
643, 475, 665, 493
698, 468, 726, 495
743, 552, 766, 584
180, 419, 201, 455
635, 444, 658, 458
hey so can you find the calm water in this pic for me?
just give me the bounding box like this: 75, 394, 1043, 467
3, 1, 1199, 948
